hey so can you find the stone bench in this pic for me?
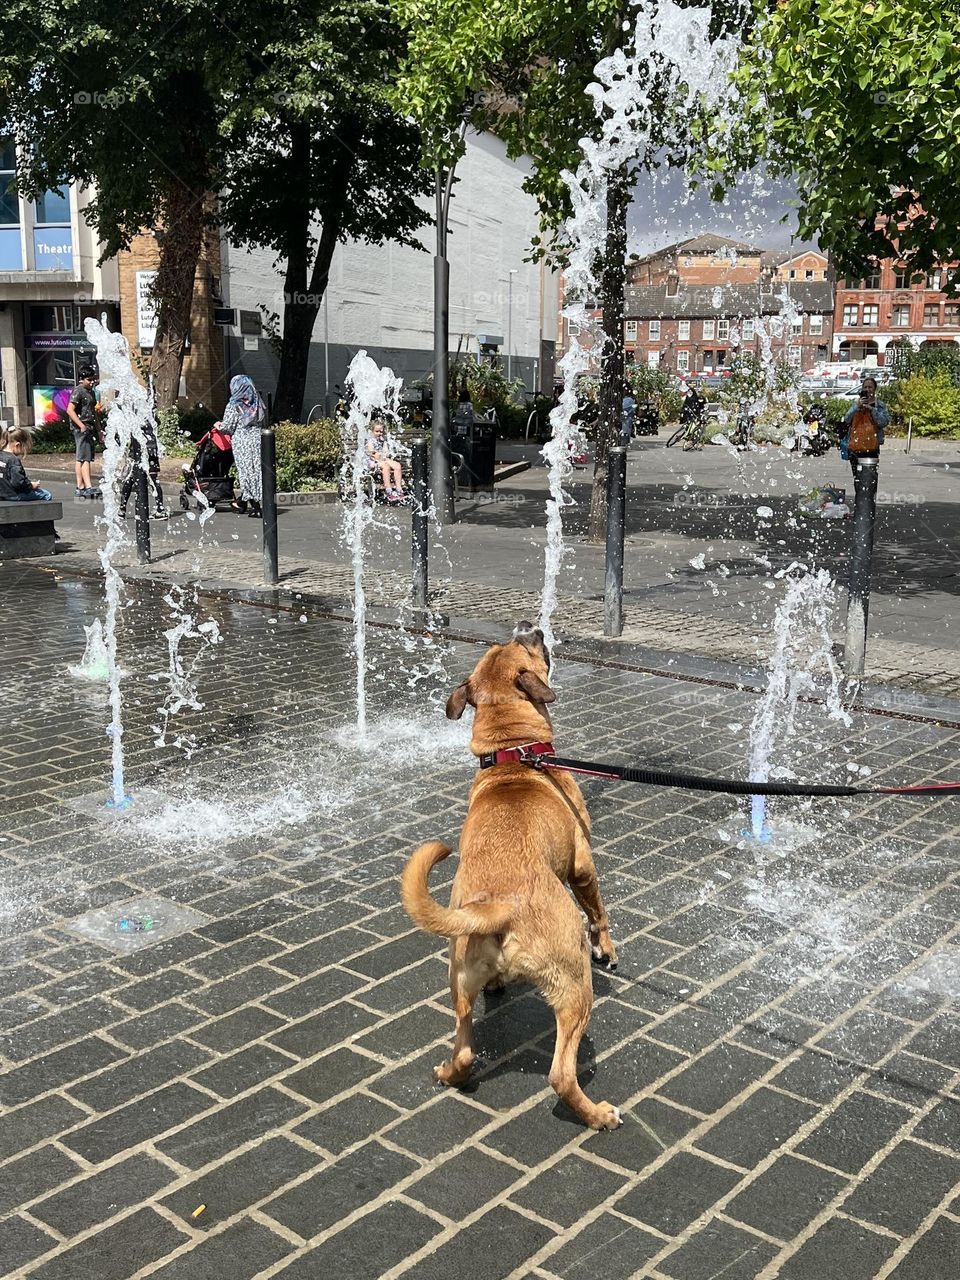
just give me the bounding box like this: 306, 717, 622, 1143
0, 500, 62, 558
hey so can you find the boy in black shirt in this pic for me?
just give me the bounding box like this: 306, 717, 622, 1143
65, 364, 102, 498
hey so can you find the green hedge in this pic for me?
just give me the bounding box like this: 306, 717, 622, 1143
30, 417, 75, 453
887, 369, 960, 437
275, 419, 342, 491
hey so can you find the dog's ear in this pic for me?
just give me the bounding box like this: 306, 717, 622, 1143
516, 670, 556, 704
445, 680, 471, 720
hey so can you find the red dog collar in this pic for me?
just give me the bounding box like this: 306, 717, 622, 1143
478, 742, 556, 769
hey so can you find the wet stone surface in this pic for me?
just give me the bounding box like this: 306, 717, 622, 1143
1, 563, 960, 1278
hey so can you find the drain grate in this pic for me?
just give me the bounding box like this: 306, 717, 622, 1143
65, 894, 208, 954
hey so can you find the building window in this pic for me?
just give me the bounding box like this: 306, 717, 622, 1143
945, 303, 960, 326
647, 350, 659, 368
678, 319, 690, 340
717, 319, 730, 339
742, 319, 755, 341
928, 270, 942, 290
676, 350, 690, 371
648, 319, 661, 340
788, 269, 796, 279
666, 274, 679, 297
625, 320, 638, 341
894, 266, 909, 289
788, 346, 802, 366
702, 319, 715, 340
809, 314, 823, 335
805, 269, 814, 280
716, 349, 727, 368
864, 271, 881, 289
892, 305, 910, 327
842, 305, 858, 327
33, 184, 73, 271
924, 303, 941, 327
862, 304, 879, 326
0, 137, 22, 271
567, 320, 580, 337
791, 317, 803, 335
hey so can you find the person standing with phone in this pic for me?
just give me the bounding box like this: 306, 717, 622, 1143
65, 364, 103, 498
840, 375, 890, 480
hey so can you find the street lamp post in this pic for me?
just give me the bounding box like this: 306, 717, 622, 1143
506, 268, 517, 383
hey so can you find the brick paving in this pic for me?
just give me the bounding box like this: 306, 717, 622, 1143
2, 563, 960, 1278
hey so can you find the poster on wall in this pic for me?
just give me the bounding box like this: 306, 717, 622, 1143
135, 270, 158, 349
32, 386, 73, 427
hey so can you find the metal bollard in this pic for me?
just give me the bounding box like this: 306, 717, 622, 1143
844, 455, 879, 684
260, 425, 279, 586
604, 445, 627, 637
134, 465, 151, 565
411, 437, 429, 613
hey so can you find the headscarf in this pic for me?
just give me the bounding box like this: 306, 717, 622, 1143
227, 375, 265, 429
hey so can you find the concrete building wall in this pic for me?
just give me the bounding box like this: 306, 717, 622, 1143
221, 130, 558, 416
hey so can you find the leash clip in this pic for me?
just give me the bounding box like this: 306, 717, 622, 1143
518, 745, 546, 767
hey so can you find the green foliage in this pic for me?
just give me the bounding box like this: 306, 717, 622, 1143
887, 370, 960, 437
29, 417, 75, 453
155, 406, 194, 456
274, 420, 343, 491
625, 363, 682, 422
723, 1, 960, 279
887, 343, 960, 386
177, 405, 217, 443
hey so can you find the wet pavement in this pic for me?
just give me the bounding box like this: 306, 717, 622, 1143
2, 564, 960, 1278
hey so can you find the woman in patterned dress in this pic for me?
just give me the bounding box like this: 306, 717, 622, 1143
221, 375, 266, 516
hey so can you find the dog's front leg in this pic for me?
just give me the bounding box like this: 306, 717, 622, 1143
570, 836, 618, 969
435, 937, 484, 1086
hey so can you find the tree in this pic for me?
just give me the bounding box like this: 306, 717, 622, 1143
220, 2, 432, 421
722, 0, 960, 278
0, 2, 228, 406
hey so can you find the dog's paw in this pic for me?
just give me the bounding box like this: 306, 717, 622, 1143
591, 1102, 622, 1131
589, 929, 619, 970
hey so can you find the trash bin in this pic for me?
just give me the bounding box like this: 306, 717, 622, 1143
457, 417, 496, 489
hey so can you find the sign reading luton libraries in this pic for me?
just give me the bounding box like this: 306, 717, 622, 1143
135, 270, 159, 349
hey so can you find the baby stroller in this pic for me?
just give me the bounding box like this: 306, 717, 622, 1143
181, 427, 235, 512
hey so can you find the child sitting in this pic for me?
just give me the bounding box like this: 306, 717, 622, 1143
0, 427, 53, 502
365, 418, 405, 502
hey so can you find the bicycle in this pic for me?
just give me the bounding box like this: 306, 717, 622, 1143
665, 416, 706, 450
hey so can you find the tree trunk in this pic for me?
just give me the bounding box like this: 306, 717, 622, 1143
149, 180, 206, 409
587, 167, 629, 542
272, 119, 358, 423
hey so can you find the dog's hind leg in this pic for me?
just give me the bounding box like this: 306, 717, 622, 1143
570, 833, 618, 969
545, 945, 621, 1131
435, 937, 488, 1087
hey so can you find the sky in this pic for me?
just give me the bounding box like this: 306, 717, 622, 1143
628, 164, 815, 258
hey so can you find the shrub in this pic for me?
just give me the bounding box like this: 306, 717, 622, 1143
888, 369, 960, 437
626, 364, 683, 423
155, 406, 195, 457
178, 404, 217, 441
274, 419, 342, 491
30, 415, 75, 453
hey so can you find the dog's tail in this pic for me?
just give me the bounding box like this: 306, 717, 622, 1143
401, 841, 514, 938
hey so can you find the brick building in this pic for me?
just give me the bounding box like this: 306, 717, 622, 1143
623, 236, 833, 374
832, 260, 960, 366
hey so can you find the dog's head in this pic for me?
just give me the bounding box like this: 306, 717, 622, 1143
446, 622, 555, 750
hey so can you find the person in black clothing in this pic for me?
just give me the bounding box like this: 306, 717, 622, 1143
65, 364, 102, 498
0, 426, 53, 501
679, 383, 706, 450
118, 424, 167, 519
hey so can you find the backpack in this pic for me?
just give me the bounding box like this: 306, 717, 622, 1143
847, 407, 879, 455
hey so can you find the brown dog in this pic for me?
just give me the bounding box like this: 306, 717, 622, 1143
401, 623, 621, 1130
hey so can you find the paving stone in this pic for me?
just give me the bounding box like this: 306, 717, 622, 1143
183, 964, 289, 1015
910, 1099, 960, 1153
408, 1146, 522, 1221
0, 1033, 128, 1106
0, 1093, 90, 1161
0, 1143, 86, 1215
283, 1046, 382, 1106
482, 1096, 590, 1168
816, 1010, 913, 1065
267, 998, 382, 1059
795, 1091, 913, 1174
778, 1215, 898, 1279
188, 1042, 295, 1099
584, 1096, 699, 1173
0, 1216, 60, 1274
888, 1216, 960, 1278
868, 1051, 956, 1109
263, 1139, 418, 1239
268, 926, 383, 977
354, 1003, 454, 1061
261, 966, 372, 1019
188, 1003, 288, 1053
147, 1218, 295, 1279
114, 967, 206, 1011
162, 1134, 319, 1227
658, 1042, 772, 1115
617, 1151, 742, 1236
273, 1199, 441, 1278
26, 1206, 190, 1280
157, 1086, 309, 1169
0, 996, 123, 1062
695, 1087, 818, 1170
725, 1155, 849, 1239
109, 1000, 208, 1049
60, 1082, 214, 1164
771, 1051, 867, 1104
510, 1152, 628, 1227
842, 1139, 960, 1235
66, 1037, 213, 1110
293, 1092, 404, 1156
657, 1217, 781, 1279
542, 1210, 664, 1279
904, 1013, 960, 1070
29, 1152, 177, 1235
355, 957, 448, 1013
399, 1204, 554, 1280
183, 933, 287, 979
